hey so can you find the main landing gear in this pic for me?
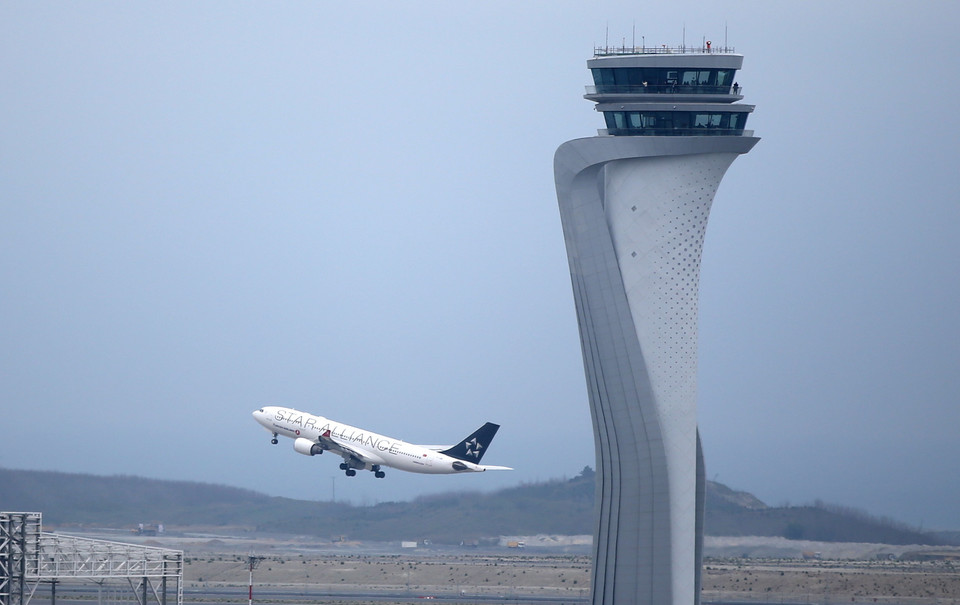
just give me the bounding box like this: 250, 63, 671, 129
337, 463, 386, 478
270, 433, 278, 445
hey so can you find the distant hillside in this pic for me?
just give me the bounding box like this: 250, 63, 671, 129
0, 467, 945, 546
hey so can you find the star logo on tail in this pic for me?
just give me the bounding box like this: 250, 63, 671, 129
465, 438, 483, 459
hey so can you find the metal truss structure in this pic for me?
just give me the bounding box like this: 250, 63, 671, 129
1, 513, 182, 605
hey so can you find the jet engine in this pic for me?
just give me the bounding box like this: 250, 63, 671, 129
293, 437, 325, 456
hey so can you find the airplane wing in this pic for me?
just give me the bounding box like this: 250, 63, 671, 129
318, 430, 380, 466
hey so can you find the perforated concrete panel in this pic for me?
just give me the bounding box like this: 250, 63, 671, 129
554, 136, 757, 605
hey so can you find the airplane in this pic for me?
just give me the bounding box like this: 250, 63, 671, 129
252, 406, 512, 478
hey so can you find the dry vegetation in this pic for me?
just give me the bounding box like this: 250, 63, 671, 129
702, 558, 960, 604
186, 552, 591, 599
183, 553, 960, 603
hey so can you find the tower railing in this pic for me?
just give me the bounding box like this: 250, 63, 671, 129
594, 44, 736, 56
601, 127, 747, 137
586, 84, 742, 96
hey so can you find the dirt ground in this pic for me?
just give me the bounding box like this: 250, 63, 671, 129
183, 552, 960, 603
186, 552, 592, 599
701, 558, 960, 604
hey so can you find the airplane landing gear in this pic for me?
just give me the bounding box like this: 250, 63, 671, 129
270, 433, 278, 445
339, 463, 348, 470
345, 469, 356, 477
375, 471, 385, 478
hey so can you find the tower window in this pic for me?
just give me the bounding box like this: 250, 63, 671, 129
602, 111, 748, 136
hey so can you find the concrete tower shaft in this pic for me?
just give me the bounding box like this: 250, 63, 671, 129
554, 48, 759, 605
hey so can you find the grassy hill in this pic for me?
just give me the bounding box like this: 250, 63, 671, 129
0, 467, 943, 546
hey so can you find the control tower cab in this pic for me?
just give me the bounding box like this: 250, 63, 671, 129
585, 47, 754, 137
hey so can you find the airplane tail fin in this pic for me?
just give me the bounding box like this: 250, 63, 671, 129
440, 422, 500, 464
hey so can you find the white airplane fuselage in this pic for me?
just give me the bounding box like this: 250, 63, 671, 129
253, 406, 510, 476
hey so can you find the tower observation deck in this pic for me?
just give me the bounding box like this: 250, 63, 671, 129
553, 45, 758, 605
587, 45, 753, 136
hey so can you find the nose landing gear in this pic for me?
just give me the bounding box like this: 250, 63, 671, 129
270, 433, 278, 445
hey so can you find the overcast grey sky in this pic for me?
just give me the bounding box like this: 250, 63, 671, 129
2, 1, 958, 530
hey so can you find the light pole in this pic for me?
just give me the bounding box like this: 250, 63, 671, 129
247, 554, 266, 605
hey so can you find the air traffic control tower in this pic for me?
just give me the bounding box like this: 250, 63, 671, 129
554, 45, 759, 605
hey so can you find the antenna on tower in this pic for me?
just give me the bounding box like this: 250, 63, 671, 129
725, 22, 728, 50
632, 21, 636, 50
